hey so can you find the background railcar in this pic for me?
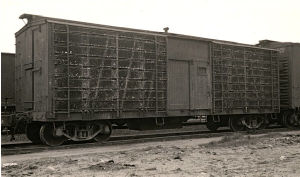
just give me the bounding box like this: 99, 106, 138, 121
14, 14, 281, 145
258, 40, 300, 127
1, 52, 26, 136
1, 53, 16, 130
1, 53, 15, 110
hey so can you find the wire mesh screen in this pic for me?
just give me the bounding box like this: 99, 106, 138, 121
278, 52, 289, 108
51, 23, 167, 117
212, 42, 279, 114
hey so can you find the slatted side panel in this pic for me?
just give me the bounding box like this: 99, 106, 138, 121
212, 42, 279, 114
50, 23, 167, 118
276, 49, 289, 108
271, 50, 280, 112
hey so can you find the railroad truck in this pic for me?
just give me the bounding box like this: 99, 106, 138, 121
13, 14, 281, 146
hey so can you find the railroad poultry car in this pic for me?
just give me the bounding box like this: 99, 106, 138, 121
10, 14, 284, 146
258, 40, 300, 128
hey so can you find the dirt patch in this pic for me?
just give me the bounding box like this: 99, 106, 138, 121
206, 133, 300, 148
83, 160, 135, 171
2, 131, 300, 176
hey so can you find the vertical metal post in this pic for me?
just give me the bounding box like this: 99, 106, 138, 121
165, 36, 168, 114
220, 44, 224, 113
188, 60, 191, 112
66, 25, 70, 118
116, 35, 120, 118
226, 48, 232, 112
50, 23, 55, 116
142, 41, 146, 112
210, 42, 214, 114
31, 30, 35, 110
257, 52, 260, 109
243, 48, 247, 112
270, 50, 273, 111
85, 31, 90, 113
276, 51, 280, 111
155, 36, 158, 114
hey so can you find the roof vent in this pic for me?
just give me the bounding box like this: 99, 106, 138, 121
163, 27, 169, 33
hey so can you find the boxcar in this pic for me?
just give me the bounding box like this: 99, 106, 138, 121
258, 40, 300, 127
1, 53, 15, 108
167, 36, 280, 131
1, 52, 16, 129
16, 14, 280, 145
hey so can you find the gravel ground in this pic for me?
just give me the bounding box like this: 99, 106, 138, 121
2, 131, 300, 177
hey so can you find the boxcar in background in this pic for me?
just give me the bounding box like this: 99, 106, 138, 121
258, 40, 300, 127
1, 52, 16, 129
15, 14, 280, 145
1, 53, 15, 109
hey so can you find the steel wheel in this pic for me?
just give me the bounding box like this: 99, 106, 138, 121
206, 116, 219, 131
229, 116, 245, 132
26, 123, 42, 144
94, 122, 112, 142
284, 112, 298, 128
40, 124, 67, 146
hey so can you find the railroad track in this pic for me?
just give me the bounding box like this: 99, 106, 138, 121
1, 120, 204, 136
1, 126, 291, 156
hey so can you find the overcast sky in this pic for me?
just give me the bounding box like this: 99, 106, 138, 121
0, 0, 299, 53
